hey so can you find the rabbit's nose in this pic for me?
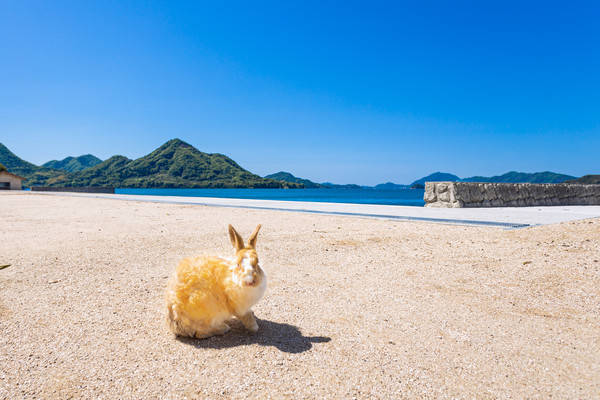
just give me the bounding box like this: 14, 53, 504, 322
245, 271, 258, 286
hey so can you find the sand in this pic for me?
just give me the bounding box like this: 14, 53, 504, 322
33, 191, 600, 227
1, 192, 599, 399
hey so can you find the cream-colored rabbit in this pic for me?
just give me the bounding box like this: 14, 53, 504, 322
165, 224, 266, 339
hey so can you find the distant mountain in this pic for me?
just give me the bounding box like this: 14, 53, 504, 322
410, 172, 461, 188
462, 171, 575, 184
43, 154, 102, 172
320, 182, 370, 189
60, 155, 132, 187
0, 142, 67, 185
264, 175, 413, 190
265, 174, 414, 190
264, 171, 381, 189
374, 182, 410, 190
565, 175, 600, 184
2, 140, 588, 189
265, 171, 322, 188
37, 139, 300, 188
409, 170, 577, 188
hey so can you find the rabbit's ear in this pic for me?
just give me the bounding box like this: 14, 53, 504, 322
247, 224, 261, 248
228, 224, 244, 251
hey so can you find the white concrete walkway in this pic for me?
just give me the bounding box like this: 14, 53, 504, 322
30, 191, 600, 228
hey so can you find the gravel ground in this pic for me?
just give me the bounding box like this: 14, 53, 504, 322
1, 192, 599, 399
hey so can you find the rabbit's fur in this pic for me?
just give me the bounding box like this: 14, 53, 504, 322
165, 224, 266, 339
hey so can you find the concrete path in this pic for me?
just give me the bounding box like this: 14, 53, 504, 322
29, 191, 600, 228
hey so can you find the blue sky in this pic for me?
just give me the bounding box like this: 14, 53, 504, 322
1, 1, 599, 185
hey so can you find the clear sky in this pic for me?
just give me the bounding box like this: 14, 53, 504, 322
1, 1, 599, 185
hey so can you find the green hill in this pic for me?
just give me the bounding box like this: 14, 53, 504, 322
463, 171, 575, 184
374, 182, 410, 190
0, 142, 40, 175
411, 172, 461, 188
44, 139, 301, 188
409, 170, 576, 188
565, 175, 600, 184
57, 155, 132, 187
43, 154, 102, 172
1, 139, 300, 188
320, 182, 368, 189
0, 143, 67, 186
265, 171, 321, 188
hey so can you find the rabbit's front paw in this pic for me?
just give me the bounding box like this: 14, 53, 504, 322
247, 321, 259, 333
239, 311, 259, 333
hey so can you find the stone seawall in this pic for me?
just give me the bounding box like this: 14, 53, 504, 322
424, 182, 600, 208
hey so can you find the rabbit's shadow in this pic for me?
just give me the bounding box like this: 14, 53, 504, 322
176, 318, 331, 354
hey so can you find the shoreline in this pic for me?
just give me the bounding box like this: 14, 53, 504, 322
25, 190, 600, 228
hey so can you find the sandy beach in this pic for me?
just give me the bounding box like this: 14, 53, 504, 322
1, 191, 599, 399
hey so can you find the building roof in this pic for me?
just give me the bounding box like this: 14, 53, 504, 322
0, 170, 25, 181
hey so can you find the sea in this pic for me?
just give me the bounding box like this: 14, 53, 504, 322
115, 188, 426, 206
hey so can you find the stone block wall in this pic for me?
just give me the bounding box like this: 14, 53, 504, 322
424, 182, 600, 208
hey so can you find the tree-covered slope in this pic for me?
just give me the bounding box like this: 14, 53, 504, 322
374, 182, 410, 190
463, 171, 575, 183
410, 170, 577, 187
54, 139, 301, 188
43, 154, 102, 172
0, 142, 40, 175
0, 142, 67, 185
265, 171, 321, 188
320, 182, 368, 189
61, 155, 132, 187
565, 175, 600, 184
1, 139, 300, 188
411, 172, 461, 187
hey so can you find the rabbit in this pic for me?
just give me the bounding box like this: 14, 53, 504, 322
165, 224, 267, 339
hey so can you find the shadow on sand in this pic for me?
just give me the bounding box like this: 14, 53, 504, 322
176, 318, 331, 354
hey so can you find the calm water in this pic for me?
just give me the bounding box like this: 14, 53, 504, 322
116, 188, 426, 206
